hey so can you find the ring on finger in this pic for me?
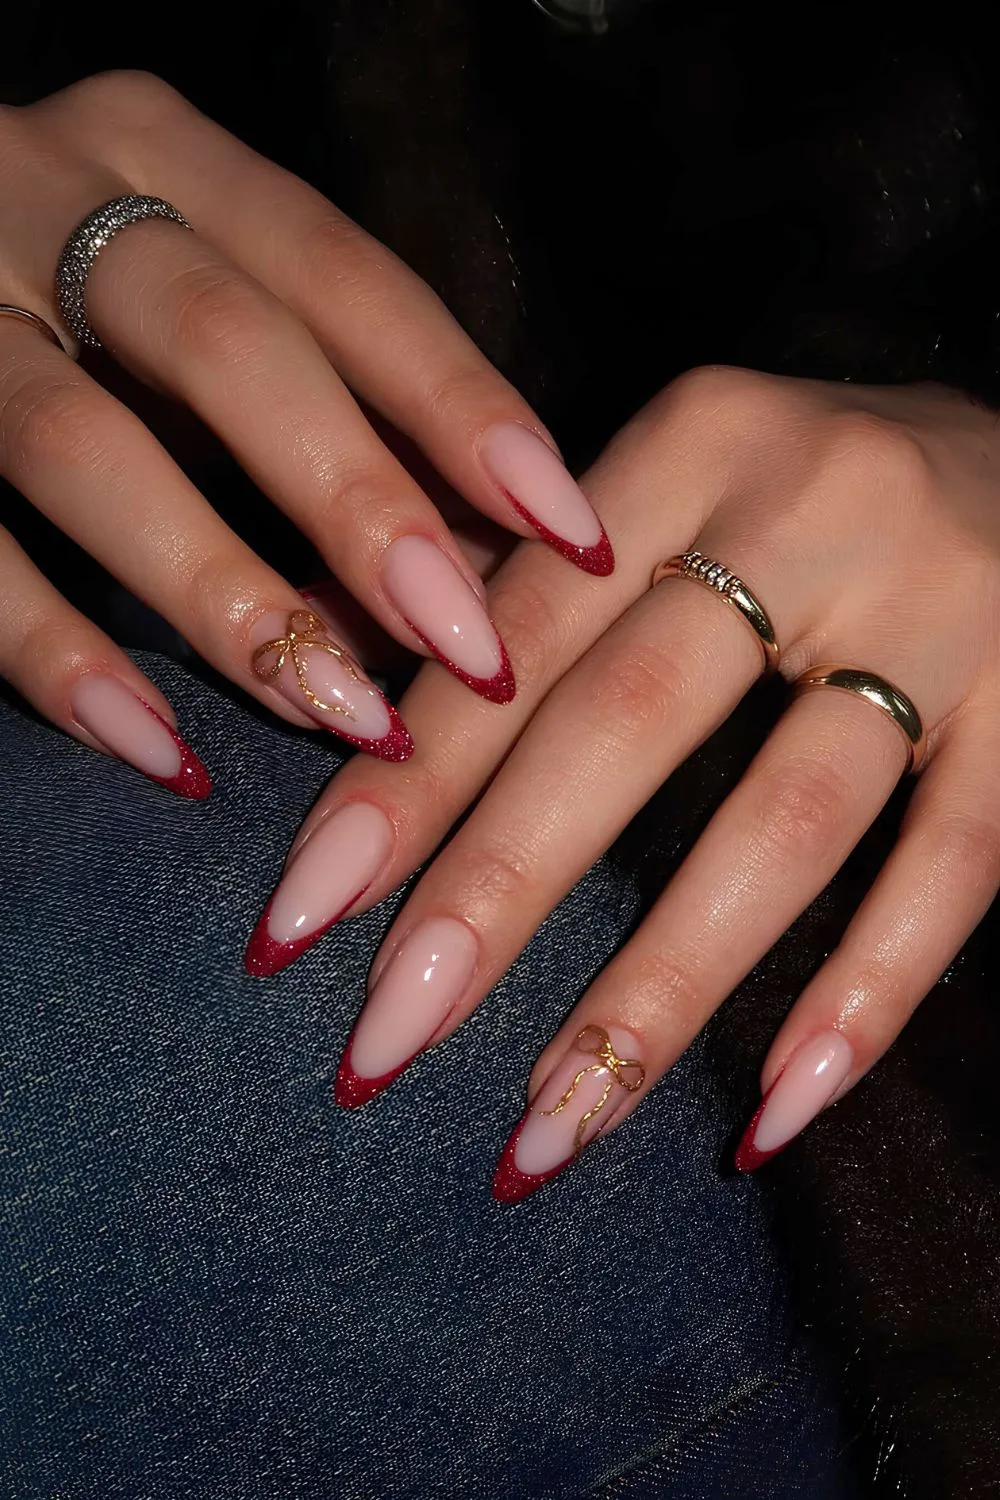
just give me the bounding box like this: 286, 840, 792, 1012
55, 194, 193, 349
794, 663, 926, 772
0, 303, 65, 353
651, 550, 780, 673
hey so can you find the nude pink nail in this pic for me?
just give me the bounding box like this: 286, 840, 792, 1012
249, 607, 412, 761
70, 676, 211, 799
335, 917, 478, 1108
735, 1031, 854, 1171
492, 1024, 645, 1203
478, 422, 614, 577
380, 535, 515, 703
245, 802, 393, 977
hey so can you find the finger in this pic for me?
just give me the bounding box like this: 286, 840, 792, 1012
54, 73, 612, 572
241, 381, 749, 973
0, 523, 211, 797
82, 220, 515, 703
0, 317, 412, 761
331, 570, 778, 1100
488, 685, 911, 1200
733, 711, 1000, 1169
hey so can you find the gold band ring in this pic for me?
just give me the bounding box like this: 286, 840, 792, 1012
652, 550, 780, 672
794, 664, 926, 772
0, 304, 64, 352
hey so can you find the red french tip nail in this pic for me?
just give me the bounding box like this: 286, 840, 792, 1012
322, 700, 414, 763
491, 1116, 574, 1204
402, 619, 516, 705
244, 886, 371, 978
733, 1091, 785, 1173
140, 703, 212, 800
506, 494, 615, 577
333, 1037, 412, 1109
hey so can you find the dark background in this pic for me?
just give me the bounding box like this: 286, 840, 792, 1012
4, 2, 1000, 1491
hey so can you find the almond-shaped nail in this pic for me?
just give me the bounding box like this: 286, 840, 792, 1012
380, 535, 515, 703
735, 1031, 854, 1172
245, 802, 394, 977
70, 676, 211, 799
250, 608, 412, 761
478, 422, 614, 576
492, 1024, 645, 1203
335, 916, 478, 1108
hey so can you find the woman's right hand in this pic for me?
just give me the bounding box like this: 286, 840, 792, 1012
0, 71, 610, 794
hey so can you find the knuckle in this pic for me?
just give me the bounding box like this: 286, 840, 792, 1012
588, 640, 693, 741
654, 364, 777, 430
59, 69, 185, 124
753, 754, 855, 862
183, 552, 259, 644
628, 948, 706, 1026
297, 208, 378, 288
922, 809, 1000, 886
167, 263, 273, 369
824, 412, 932, 495
421, 362, 504, 429
453, 836, 539, 913
0, 370, 103, 474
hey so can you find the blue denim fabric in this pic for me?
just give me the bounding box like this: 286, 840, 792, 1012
0, 656, 862, 1499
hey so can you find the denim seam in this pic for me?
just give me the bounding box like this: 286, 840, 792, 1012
580, 1364, 794, 1497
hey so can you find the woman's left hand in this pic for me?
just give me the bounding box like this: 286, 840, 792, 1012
248, 367, 1000, 1197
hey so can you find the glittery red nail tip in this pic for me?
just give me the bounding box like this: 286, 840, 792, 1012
244, 888, 369, 978
507, 495, 615, 577
733, 1098, 785, 1173
490, 1117, 574, 1204
140, 703, 213, 799
324, 702, 414, 763
403, 619, 516, 705
333, 1042, 410, 1109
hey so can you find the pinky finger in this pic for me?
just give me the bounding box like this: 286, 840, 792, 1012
735, 714, 1000, 1170
0, 526, 211, 799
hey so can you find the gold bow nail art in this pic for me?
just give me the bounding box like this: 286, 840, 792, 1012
493, 1023, 646, 1203
249, 606, 414, 762
540, 1025, 645, 1157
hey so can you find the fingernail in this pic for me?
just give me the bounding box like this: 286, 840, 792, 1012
335, 916, 478, 1108
70, 676, 211, 799
735, 1031, 854, 1171
245, 802, 394, 977
492, 1024, 645, 1204
250, 608, 413, 761
478, 423, 614, 576
380, 535, 515, 704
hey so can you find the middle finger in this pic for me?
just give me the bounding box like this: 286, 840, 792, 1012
85, 222, 515, 701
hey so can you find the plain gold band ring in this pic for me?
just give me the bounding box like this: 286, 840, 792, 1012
0, 304, 65, 352
794, 664, 927, 772
652, 550, 780, 672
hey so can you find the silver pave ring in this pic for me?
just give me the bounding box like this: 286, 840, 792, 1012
55, 194, 193, 349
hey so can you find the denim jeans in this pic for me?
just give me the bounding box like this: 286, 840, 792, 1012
0, 655, 862, 1499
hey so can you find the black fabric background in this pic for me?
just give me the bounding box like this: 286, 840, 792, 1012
4, 2, 1000, 1492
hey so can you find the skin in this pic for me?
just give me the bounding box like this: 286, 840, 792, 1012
294, 368, 1000, 1151
0, 70, 567, 751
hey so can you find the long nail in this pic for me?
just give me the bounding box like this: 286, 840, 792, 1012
380, 535, 515, 704
492, 1024, 645, 1204
245, 802, 394, 977
478, 422, 614, 577
335, 917, 478, 1108
70, 676, 211, 799
735, 1031, 854, 1171
250, 608, 413, 761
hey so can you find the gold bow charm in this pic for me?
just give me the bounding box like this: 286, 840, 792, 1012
252, 610, 364, 720
540, 1024, 645, 1156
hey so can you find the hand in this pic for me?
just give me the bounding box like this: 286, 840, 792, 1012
246, 366, 1000, 1194
0, 71, 608, 794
